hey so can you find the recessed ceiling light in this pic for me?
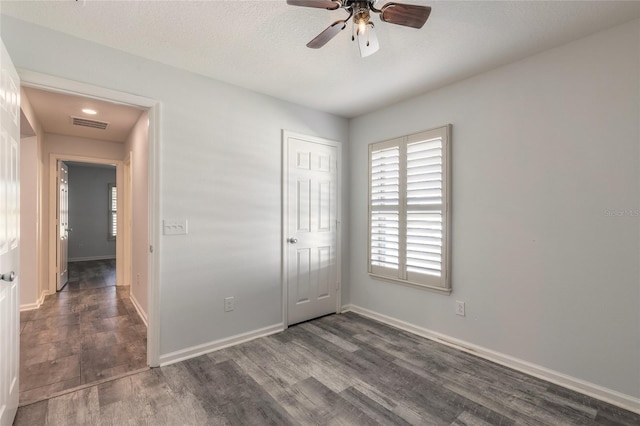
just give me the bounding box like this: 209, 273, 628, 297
82, 108, 97, 115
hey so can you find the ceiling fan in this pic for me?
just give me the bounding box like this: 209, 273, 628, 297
287, 0, 431, 57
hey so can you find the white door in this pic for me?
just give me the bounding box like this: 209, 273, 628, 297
285, 133, 340, 325
0, 40, 21, 426
57, 161, 69, 291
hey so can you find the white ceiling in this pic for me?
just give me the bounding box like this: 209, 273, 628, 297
23, 87, 144, 142
5, 1, 640, 118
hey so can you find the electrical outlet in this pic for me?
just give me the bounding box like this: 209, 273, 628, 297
136, 274, 140, 286
163, 219, 188, 235
456, 300, 465, 317
224, 297, 235, 312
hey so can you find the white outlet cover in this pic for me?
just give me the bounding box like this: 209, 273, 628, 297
456, 301, 465, 317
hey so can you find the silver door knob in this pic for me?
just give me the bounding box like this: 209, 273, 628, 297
287, 238, 298, 244
1, 271, 15, 282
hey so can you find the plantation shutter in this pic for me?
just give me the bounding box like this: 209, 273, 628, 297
369, 139, 401, 277
368, 126, 451, 293
109, 184, 117, 239
405, 132, 445, 285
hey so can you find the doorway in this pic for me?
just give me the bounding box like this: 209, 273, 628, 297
60, 160, 118, 291
16, 75, 160, 407
18, 70, 160, 368
51, 158, 121, 294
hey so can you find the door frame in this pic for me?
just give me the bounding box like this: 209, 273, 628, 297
48, 155, 123, 292
123, 152, 132, 287
281, 130, 343, 328
19, 69, 162, 367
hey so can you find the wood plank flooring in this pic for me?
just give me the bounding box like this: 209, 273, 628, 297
14, 312, 639, 425
19, 260, 147, 405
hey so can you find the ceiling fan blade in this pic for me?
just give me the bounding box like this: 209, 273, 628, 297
287, 0, 340, 10
357, 26, 380, 58
307, 20, 347, 49
380, 3, 431, 29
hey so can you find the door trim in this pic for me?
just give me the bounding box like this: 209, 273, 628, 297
123, 152, 132, 287
19, 69, 162, 368
281, 130, 342, 328
48, 155, 123, 293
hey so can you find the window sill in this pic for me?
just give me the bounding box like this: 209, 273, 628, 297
368, 273, 452, 295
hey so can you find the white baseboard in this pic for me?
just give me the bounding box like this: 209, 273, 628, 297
129, 291, 148, 327
159, 323, 285, 367
20, 301, 40, 311
20, 290, 52, 312
69, 255, 116, 262
343, 304, 640, 415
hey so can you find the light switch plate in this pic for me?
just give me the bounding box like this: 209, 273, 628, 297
163, 219, 188, 235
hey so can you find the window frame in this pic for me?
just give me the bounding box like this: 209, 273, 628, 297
108, 183, 117, 240
367, 125, 452, 294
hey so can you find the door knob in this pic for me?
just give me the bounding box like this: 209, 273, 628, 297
287, 238, 298, 244
1, 271, 15, 282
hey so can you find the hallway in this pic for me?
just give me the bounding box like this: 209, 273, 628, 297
19, 260, 147, 405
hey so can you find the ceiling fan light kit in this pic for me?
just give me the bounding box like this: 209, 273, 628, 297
287, 0, 431, 57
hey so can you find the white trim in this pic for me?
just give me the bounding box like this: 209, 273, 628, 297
68, 255, 116, 263
281, 130, 343, 328
129, 290, 148, 327
18, 69, 158, 109
48, 154, 124, 293
122, 152, 132, 287
159, 323, 284, 367
20, 302, 40, 311
146, 103, 161, 367
18, 69, 162, 368
345, 304, 640, 415
20, 290, 51, 312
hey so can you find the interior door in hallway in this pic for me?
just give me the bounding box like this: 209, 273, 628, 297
0, 40, 21, 426
57, 161, 69, 291
285, 133, 340, 326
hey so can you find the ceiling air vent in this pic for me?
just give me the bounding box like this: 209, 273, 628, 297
70, 116, 110, 130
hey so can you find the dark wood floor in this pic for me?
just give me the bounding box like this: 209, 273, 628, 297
14, 311, 639, 425
18, 260, 147, 405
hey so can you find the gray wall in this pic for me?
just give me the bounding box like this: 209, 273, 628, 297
349, 20, 640, 398
67, 163, 117, 261
1, 15, 350, 356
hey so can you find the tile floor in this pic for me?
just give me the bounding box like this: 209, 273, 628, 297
19, 259, 147, 405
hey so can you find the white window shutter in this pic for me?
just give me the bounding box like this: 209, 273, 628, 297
109, 184, 117, 239
406, 138, 444, 283
369, 142, 401, 275
368, 126, 451, 293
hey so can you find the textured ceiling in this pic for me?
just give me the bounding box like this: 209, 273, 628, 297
4, 1, 640, 118
23, 87, 144, 142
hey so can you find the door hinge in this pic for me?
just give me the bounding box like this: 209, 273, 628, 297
149, 245, 154, 253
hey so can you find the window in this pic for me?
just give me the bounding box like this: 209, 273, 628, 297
108, 183, 117, 240
368, 125, 451, 293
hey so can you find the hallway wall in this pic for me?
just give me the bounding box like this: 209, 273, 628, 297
19, 88, 44, 309
125, 111, 149, 320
